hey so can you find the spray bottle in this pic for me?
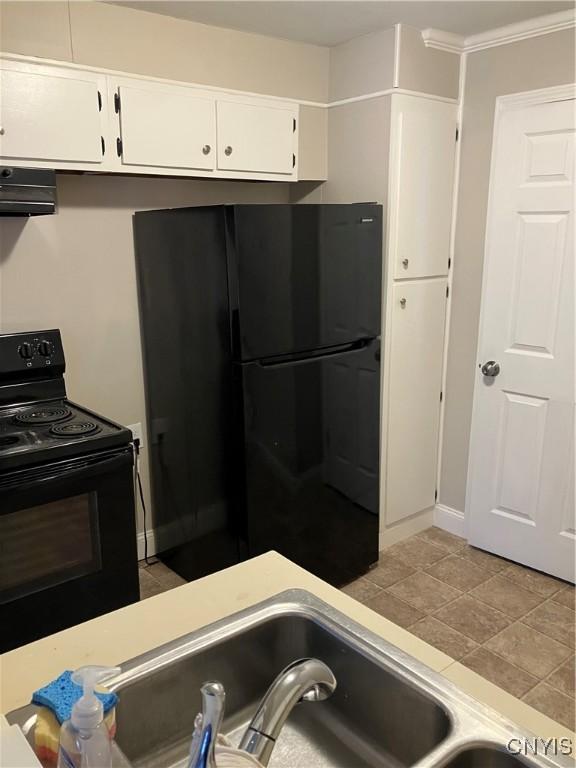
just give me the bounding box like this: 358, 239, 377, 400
57, 666, 120, 768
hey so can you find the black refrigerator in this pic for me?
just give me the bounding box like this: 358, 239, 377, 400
134, 204, 382, 586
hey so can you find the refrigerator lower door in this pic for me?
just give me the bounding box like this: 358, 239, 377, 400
238, 339, 380, 586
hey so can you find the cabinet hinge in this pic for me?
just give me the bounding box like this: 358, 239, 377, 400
292, 153, 296, 168
434, 489, 438, 502
114, 92, 121, 113
293, 118, 297, 133
455, 126, 460, 142
97, 90, 102, 112
446, 285, 450, 298
101, 136, 105, 156
440, 391, 443, 402
116, 137, 123, 157
448, 257, 451, 269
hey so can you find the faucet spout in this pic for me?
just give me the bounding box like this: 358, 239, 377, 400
238, 658, 336, 766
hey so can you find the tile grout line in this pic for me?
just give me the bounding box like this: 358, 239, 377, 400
458, 642, 542, 699
538, 655, 576, 701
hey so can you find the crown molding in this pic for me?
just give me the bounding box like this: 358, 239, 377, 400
423, 8, 576, 55
421, 28, 465, 54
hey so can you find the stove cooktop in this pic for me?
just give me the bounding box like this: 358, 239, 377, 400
0, 399, 133, 472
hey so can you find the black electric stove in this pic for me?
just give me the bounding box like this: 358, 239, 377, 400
0, 329, 139, 652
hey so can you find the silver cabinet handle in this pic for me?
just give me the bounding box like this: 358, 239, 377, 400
402, 258, 409, 269
400, 297, 407, 308
224, 146, 233, 156
202, 144, 211, 155
481, 360, 500, 377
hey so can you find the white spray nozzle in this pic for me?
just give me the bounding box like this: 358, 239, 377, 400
70, 666, 120, 732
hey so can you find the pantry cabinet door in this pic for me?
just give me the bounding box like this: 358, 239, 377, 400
0, 67, 104, 165
385, 279, 448, 524
117, 83, 216, 170
216, 100, 296, 175
389, 94, 457, 280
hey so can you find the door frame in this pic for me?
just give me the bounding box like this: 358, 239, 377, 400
465, 81, 576, 536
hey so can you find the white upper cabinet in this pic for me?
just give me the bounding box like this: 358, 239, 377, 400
115, 80, 216, 171
0, 57, 304, 180
389, 95, 457, 280
0, 64, 106, 166
216, 100, 297, 175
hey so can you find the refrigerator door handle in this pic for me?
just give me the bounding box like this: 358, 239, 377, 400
258, 338, 377, 369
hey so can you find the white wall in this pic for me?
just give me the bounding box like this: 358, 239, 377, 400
0, 0, 329, 102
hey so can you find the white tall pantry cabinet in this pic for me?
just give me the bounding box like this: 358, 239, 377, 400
382, 94, 458, 535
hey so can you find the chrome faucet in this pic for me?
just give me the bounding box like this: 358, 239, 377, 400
238, 658, 337, 766
188, 659, 336, 768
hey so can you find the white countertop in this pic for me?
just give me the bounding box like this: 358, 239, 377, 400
2, 552, 573, 743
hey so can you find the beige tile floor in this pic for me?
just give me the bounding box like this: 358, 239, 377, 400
138, 527, 575, 729
138, 559, 187, 598
344, 527, 575, 730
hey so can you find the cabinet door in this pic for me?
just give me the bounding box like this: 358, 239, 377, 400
390, 95, 457, 279
0, 67, 104, 164
385, 279, 447, 524
117, 83, 216, 170
216, 100, 296, 175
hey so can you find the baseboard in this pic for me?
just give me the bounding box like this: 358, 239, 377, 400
137, 528, 157, 561
434, 504, 466, 538
379, 508, 435, 550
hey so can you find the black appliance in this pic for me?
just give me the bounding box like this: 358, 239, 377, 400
134, 204, 382, 586
0, 167, 57, 216
0, 330, 139, 652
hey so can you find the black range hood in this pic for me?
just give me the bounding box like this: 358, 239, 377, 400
0, 167, 56, 216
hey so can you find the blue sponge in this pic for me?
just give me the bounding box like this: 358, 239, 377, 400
32, 671, 118, 724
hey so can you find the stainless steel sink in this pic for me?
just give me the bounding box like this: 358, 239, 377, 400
6, 590, 572, 768
439, 748, 540, 767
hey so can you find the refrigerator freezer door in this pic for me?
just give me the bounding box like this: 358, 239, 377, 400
228, 204, 383, 361
238, 339, 380, 585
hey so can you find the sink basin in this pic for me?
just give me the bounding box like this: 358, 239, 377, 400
440, 747, 537, 767
114, 612, 450, 768
6, 589, 572, 768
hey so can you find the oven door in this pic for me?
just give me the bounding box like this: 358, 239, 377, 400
0, 447, 138, 652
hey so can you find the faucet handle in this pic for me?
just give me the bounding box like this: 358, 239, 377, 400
188, 681, 226, 768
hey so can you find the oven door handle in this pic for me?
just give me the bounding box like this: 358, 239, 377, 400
0, 448, 133, 493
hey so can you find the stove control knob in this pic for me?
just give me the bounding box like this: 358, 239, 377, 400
38, 340, 54, 357
18, 342, 34, 360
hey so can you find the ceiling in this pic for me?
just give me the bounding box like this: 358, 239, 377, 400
108, 1, 574, 46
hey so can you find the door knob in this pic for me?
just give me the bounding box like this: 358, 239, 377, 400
402, 258, 409, 269
400, 297, 407, 308
224, 146, 233, 156
481, 361, 500, 377
202, 144, 211, 155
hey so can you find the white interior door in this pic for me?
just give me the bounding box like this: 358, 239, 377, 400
216, 100, 296, 174
467, 89, 575, 582
117, 83, 216, 170
390, 94, 457, 280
